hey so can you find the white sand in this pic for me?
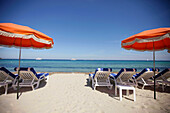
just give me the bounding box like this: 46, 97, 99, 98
0, 73, 170, 113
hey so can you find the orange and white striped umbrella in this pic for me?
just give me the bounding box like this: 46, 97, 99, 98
121, 28, 170, 51
0, 23, 54, 99
0, 23, 54, 49
121, 28, 170, 99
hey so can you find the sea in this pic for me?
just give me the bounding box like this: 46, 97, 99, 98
0, 59, 170, 73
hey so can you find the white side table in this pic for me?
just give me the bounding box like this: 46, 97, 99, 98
115, 85, 136, 101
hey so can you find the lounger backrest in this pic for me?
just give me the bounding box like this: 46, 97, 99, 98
161, 71, 170, 80
0, 71, 8, 81
0, 67, 15, 81
135, 68, 153, 80
119, 71, 136, 82
14, 67, 37, 76
137, 71, 154, 81
0, 71, 14, 81
95, 71, 111, 82
19, 71, 39, 81
15, 67, 39, 81
155, 68, 170, 80
117, 68, 136, 81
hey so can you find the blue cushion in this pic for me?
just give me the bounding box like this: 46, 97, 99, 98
109, 73, 117, 79
96, 68, 112, 71
94, 68, 112, 74
36, 73, 49, 79
0, 67, 17, 79
155, 68, 170, 79
102, 68, 112, 71
89, 73, 95, 79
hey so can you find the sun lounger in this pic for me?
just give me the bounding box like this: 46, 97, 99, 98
0, 67, 18, 94
155, 68, 170, 91
14, 67, 49, 90
133, 68, 160, 89
89, 68, 112, 90
109, 68, 137, 86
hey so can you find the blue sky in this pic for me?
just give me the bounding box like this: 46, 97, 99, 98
0, 0, 170, 60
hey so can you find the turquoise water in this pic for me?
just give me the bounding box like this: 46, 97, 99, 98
0, 59, 170, 72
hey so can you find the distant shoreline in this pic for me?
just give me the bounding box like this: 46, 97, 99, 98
0, 59, 170, 61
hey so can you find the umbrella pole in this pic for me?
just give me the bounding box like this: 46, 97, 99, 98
153, 41, 156, 99
17, 45, 22, 99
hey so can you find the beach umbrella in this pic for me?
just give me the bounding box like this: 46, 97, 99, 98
121, 28, 170, 99
0, 23, 54, 99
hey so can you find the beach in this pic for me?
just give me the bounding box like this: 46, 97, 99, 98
0, 73, 170, 113
0, 0, 170, 113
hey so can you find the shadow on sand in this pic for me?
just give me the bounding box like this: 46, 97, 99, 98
85, 78, 135, 101
85, 78, 170, 101
0, 80, 47, 97
136, 83, 170, 93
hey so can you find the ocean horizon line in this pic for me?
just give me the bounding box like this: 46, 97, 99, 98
0, 58, 170, 62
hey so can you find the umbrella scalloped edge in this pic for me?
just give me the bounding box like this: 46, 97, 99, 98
121, 33, 170, 47
0, 30, 53, 44
121, 46, 170, 52
0, 30, 53, 49
0, 44, 52, 49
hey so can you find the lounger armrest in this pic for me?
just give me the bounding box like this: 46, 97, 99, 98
150, 76, 154, 80
6, 80, 12, 83
91, 75, 95, 81
132, 76, 135, 79
12, 76, 21, 85
111, 75, 117, 85
132, 76, 137, 85
39, 75, 45, 79
37, 73, 47, 79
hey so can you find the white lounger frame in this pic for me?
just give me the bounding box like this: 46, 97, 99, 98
16, 70, 47, 90
156, 71, 170, 91
134, 71, 159, 89
92, 71, 112, 90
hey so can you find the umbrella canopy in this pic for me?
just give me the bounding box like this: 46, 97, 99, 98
121, 28, 170, 51
121, 28, 170, 99
0, 23, 54, 48
0, 23, 54, 99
